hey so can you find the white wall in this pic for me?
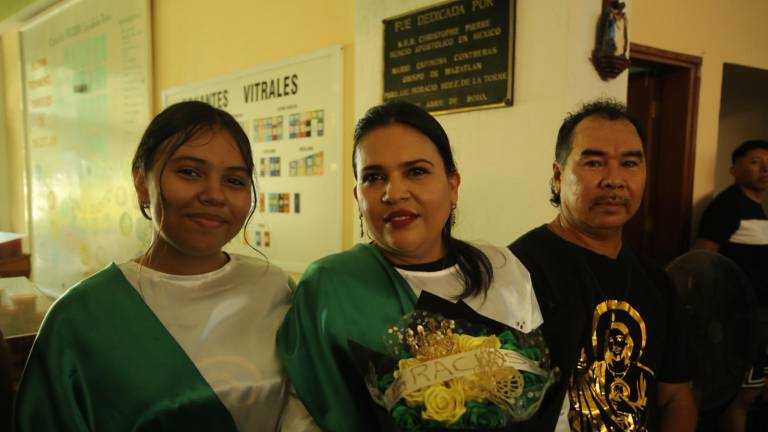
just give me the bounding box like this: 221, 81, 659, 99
632, 0, 768, 232
0, 41, 10, 231
715, 63, 768, 197
355, 0, 629, 244
1, 30, 26, 240
1, 0, 356, 262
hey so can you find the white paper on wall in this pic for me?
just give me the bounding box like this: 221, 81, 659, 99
163, 47, 344, 273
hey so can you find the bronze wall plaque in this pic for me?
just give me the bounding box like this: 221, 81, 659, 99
383, 0, 515, 114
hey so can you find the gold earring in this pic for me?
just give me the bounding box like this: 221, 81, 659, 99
359, 214, 364, 238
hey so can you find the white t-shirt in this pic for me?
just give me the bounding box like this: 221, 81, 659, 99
395, 244, 542, 331
395, 244, 570, 432
118, 254, 294, 432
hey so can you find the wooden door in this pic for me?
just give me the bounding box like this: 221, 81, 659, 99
623, 45, 701, 266
624, 68, 659, 257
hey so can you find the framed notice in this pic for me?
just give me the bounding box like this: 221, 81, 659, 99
383, 0, 515, 114
163, 47, 343, 273
20, 0, 152, 296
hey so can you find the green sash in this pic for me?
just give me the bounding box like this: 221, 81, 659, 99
278, 243, 417, 432
15, 264, 238, 432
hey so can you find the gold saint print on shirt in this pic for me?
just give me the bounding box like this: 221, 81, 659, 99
569, 300, 654, 431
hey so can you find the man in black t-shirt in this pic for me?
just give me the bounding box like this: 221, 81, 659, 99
694, 139, 768, 432
1, 327, 12, 432
509, 100, 697, 431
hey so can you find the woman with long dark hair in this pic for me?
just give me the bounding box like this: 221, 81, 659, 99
278, 101, 557, 431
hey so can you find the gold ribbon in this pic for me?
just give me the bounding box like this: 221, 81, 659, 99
382, 348, 547, 409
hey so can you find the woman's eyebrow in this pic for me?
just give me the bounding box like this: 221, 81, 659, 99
400, 159, 434, 168
169, 155, 248, 171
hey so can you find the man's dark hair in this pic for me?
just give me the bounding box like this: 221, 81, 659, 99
731, 139, 768, 165
550, 99, 645, 206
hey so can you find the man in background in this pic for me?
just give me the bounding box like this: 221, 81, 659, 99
1, 327, 12, 432
510, 100, 697, 431
694, 139, 768, 432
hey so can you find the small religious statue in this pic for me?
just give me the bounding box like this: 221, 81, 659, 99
592, 1, 630, 81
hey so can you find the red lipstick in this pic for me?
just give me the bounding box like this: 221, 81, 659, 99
384, 209, 418, 229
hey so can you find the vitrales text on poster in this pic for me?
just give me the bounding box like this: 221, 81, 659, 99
180, 74, 300, 109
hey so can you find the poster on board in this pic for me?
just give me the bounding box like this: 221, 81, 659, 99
21, 0, 152, 296
163, 47, 343, 273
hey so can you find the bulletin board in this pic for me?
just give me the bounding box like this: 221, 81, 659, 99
20, 0, 152, 296
163, 47, 344, 273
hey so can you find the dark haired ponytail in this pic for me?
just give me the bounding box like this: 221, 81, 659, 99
441, 213, 494, 300
449, 239, 494, 300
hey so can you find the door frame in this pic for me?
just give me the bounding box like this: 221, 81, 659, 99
629, 43, 702, 262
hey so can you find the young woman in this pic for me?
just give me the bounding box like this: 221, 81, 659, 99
278, 101, 560, 431
16, 101, 297, 431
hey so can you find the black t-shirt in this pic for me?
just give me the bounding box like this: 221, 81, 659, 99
509, 225, 689, 431
698, 184, 768, 304
0, 327, 12, 432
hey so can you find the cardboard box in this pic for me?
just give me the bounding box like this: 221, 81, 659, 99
0, 238, 21, 259
0, 233, 24, 259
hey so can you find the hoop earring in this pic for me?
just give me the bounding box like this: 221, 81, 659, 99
140, 202, 152, 220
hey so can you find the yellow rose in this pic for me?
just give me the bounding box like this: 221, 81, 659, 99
394, 357, 422, 378
395, 358, 428, 406
456, 334, 501, 353
450, 333, 463, 353
404, 386, 427, 407
421, 383, 467, 424
460, 375, 490, 402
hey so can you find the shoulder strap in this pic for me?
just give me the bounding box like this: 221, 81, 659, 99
278, 244, 417, 431
16, 264, 238, 432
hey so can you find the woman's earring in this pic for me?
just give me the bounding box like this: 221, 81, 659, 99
450, 203, 457, 227
139, 201, 152, 220
359, 214, 364, 239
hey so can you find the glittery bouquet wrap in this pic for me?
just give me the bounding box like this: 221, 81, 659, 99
354, 292, 558, 431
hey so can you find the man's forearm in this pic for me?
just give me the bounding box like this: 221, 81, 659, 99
659, 387, 698, 432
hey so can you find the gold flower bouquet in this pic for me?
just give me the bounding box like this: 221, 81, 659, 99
362, 304, 558, 431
